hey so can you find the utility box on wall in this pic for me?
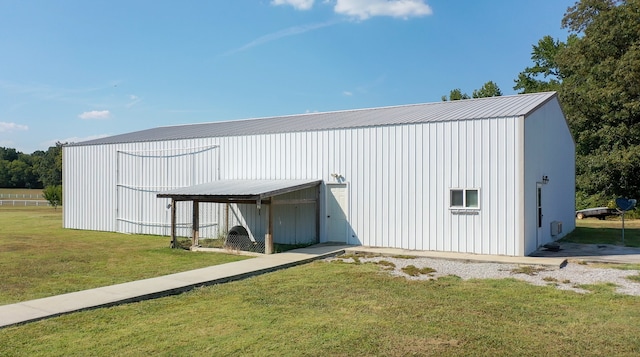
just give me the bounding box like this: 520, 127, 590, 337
551, 221, 563, 237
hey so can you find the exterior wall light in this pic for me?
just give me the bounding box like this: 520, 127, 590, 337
331, 173, 345, 183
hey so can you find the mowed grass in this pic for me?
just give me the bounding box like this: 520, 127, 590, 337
2, 209, 640, 355
1, 262, 640, 356
562, 218, 640, 247
0, 206, 250, 305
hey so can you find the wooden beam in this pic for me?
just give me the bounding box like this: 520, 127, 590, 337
171, 199, 177, 248
265, 203, 273, 254
192, 200, 199, 248
270, 198, 317, 205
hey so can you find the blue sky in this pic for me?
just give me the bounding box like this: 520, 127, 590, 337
0, 0, 575, 154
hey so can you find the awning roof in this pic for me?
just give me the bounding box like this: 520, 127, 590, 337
157, 179, 322, 203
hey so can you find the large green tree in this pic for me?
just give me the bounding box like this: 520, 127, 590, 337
515, 0, 640, 208
442, 81, 503, 101
472, 81, 502, 98
560, 0, 640, 207
513, 35, 568, 94
36, 142, 64, 187
0, 143, 63, 188
441, 88, 470, 101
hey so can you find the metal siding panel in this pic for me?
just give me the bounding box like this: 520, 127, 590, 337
108, 140, 221, 237
458, 122, 467, 252
374, 127, 384, 248
415, 124, 424, 251
407, 125, 417, 250
429, 123, 445, 250
471, 120, 482, 253
451, 121, 460, 252
479, 119, 489, 254
489, 120, 499, 255
389, 126, 399, 248
430, 123, 438, 251
381, 127, 391, 248
498, 119, 508, 254
505, 120, 516, 255
443, 122, 451, 252
354, 128, 365, 246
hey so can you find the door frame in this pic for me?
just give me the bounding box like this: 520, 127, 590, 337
325, 182, 349, 244
536, 182, 543, 247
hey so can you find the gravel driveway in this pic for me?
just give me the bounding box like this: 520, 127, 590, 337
330, 255, 640, 296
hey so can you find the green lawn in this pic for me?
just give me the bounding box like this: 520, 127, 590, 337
1, 261, 640, 356
562, 217, 640, 247
0, 206, 250, 305
1, 209, 640, 355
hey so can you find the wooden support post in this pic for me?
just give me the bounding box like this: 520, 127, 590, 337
171, 199, 177, 248
192, 200, 199, 248
265, 203, 273, 254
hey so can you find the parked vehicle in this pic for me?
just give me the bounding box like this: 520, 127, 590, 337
575, 207, 619, 220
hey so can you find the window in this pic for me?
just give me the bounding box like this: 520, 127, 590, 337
450, 189, 479, 208
450, 190, 464, 207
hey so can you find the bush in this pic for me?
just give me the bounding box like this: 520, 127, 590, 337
43, 185, 62, 209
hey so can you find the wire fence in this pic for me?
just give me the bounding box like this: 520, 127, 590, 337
224, 234, 265, 253
0, 200, 53, 207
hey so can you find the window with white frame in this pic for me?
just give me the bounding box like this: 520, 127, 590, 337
450, 189, 479, 208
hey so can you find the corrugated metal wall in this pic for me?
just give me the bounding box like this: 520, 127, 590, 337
64, 115, 524, 255
524, 99, 576, 255
64, 142, 221, 238
223, 187, 318, 245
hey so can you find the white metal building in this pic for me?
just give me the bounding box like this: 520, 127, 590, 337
63, 92, 575, 256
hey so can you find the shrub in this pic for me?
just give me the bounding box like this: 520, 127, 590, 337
43, 185, 62, 209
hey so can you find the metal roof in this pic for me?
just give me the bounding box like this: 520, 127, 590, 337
70, 92, 557, 146
157, 179, 321, 202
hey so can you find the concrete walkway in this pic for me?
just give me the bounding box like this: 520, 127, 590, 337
4, 243, 639, 329
0, 244, 349, 329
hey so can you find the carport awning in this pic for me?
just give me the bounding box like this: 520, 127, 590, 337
156, 179, 322, 203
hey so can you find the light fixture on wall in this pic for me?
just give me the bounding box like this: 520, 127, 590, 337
542, 175, 549, 184
331, 173, 344, 183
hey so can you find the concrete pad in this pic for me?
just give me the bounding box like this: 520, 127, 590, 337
345, 246, 568, 267
530, 242, 640, 264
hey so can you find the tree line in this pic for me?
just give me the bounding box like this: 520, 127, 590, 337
444, 0, 639, 209
514, 0, 640, 209
0, 142, 63, 189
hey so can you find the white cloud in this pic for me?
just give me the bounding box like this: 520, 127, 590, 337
224, 21, 338, 55
126, 95, 142, 108
334, 0, 432, 20
0, 122, 29, 132
78, 110, 111, 120
343, 91, 353, 96
272, 0, 315, 10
